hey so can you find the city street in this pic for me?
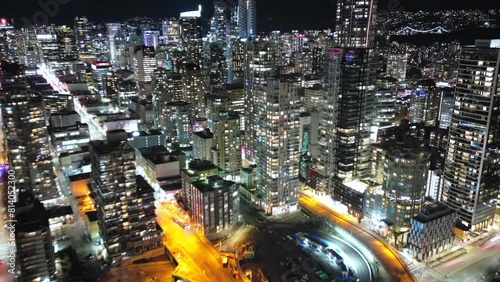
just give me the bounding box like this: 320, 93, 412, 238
299, 190, 416, 281
155, 200, 240, 282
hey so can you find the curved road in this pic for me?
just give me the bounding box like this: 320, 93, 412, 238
314, 233, 372, 282
299, 190, 416, 282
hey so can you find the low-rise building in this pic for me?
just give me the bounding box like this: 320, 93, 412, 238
189, 175, 240, 238
181, 159, 219, 210
408, 204, 456, 261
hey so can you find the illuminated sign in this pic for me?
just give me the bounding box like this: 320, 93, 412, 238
92, 62, 111, 67
328, 48, 342, 59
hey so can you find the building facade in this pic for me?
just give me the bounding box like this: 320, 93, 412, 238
442, 39, 500, 232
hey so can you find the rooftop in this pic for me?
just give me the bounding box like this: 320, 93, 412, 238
191, 175, 236, 193
193, 128, 213, 139
343, 179, 370, 194
187, 159, 218, 172
413, 203, 456, 223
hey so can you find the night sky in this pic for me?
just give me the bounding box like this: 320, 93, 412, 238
2, 0, 500, 30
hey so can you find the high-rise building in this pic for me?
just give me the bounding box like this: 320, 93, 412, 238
55, 25, 78, 61
212, 111, 242, 177
213, 0, 228, 42
162, 18, 180, 45
193, 128, 214, 161
132, 45, 157, 85
106, 23, 122, 65
180, 7, 203, 66
2, 90, 57, 201
74, 16, 93, 56
409, 80, 439, 126
321, 48, 376, 194
182, 63, 205, 116
237, 0, 257, 40
381, 139, 429, 244
438, 88, 454, 129
35, 26, 59, 62
319, 0, 378, 218
386, 53, 408, 81
153, 68, 184, 128
164, 101, 193, 148
256, 77, 300, 215
15, 192, 56, 282
334, 0, 377, 48
442, 39, 500, 232
244, 40, 274, 161
20, 28, 40, 67
89, 135, 162, 266
206, 83, 245, 131
0, 18, 18, 63
143, 30, 161, 50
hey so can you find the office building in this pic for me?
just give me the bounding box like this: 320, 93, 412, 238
55, 25, 78, 61
162, 18, 180, 45
132, 45, 157, 86
0, 19, 18, 63
136, 146, 181, 205
408, 204, 456, 261
442, 39, 500, 232
181, 159, 219, 210
409, 80, 439, 126
180, 6, 203, 65
15, 192, 56, 282
189, 175, 240, 237
91, 61, 112, 96
334, 0, 376, 48
381, 138, 430, 244
438, 88, 454, 129
74, 16, 93, 56
237, 0, 257, 39
106, 23, 122, 65
143, 30, 161, 49
256, 77, 300, 215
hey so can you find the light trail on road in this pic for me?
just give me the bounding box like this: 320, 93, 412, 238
299, 190, 417, 282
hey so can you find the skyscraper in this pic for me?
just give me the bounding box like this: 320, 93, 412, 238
238, 0, 257, 40
334, 0, 377, 48
256, 76, 301, 215
442, 39, 500, 232
74, 16, 93, 56
89, 134, 162, 266
319, 0, 378, 218
2, 90, 57, 201
106, 23, 122, 65
15, 192, 56, 282
244, 40, 274, 161
180, 7, 203, 66
0, 18, 18, 63
55, 25, 78, 61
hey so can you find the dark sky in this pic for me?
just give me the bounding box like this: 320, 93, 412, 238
3, 0, 500, 30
